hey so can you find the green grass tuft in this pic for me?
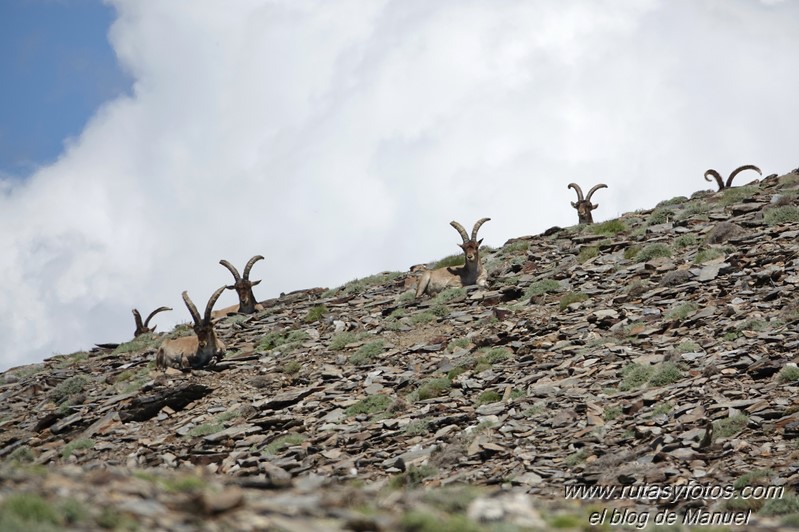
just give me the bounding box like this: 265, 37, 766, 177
591, 219, 627, 235
619, 363, 654, 391
329, 331, 367, 351
649, 362, 682, 386
262, 434, 306, 455
49, 375, 90, 404
303, 305, 327, 323
559, 292, 588, 310
345, 395, 393, 416
779, 366, 799, 383
577, 246, 599, 264
61, 438, 94, 459
635, 243, 672, 262
349, 340, 385, 366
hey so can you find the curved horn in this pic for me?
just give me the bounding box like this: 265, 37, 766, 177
704, 169, 724, 190
132, 309, 144, 330
182, 291, 202, 325
585, 183, 607, 202
242, 255, 264, 280
450, 221, 470, 243
568, 183, 584, 202
204, 285, 228, 323
726, 165, 761, 188
470, 217, 491, 241
144, 306, 172, 327
219, 259, 241, 282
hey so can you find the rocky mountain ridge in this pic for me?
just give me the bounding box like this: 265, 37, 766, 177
3, 169, 799, 530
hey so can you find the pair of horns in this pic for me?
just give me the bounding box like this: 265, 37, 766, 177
450, 218, 491, 243
182, 286, 226, 325
704, 165, 761, 190
219, 255, 264, 282
568, 183, 607, 205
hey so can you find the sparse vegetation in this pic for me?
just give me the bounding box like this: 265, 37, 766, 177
399, 511, 481, 532
577, 246, 599, 264
619, 363, 654, 391
720, 185, 758, 206
434, 287, 466, 304
778, 365, 799, 383
411, 311, 438, 325
187, 423, 223, 438
447, 337, 470, 352
649, 362, 682, 386
564, 450, 588, 466
55, 351, 89, 368
603, 406, 622, 421
647, 207, 675, 226
329, 331, 367, 351
667, 302, 699, 321
49, 375, 89, 404
502, 240, 529, 254
113, 332, 161, 355
324, 272, 403, 297
677, 340, 701, 353
623, 245, 641, 260
403, 419, 431, 436
390, 464, 438, 489
590, 218, 626, 235
163, 475, 206, 493
713, 414, 748, 438
764, 205, 799, 225
476, 390, 501, 405
411, 378, 452, 401
559, 292, 588, 310
349, 340, 385, 366
635, 243, 672, 262
304, 305, 327, 323
433, 254, 465, 269
280, 360, 302, 374
259, 329, 309, 352
346, 394, 393, 416
0, 493, 61, 529
61, 438, 94, 459
695, 247, 725, 263
524, 278, 561, 299
674, 233, 698, 249
263, 434, 306, 455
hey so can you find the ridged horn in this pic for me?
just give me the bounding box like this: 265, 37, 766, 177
704, 169, 724, 190
144, 306, 172, 327
471, 217, 491, 241
568, 183, 585, 202
585, 184, 607, 202
204, 286, 228, 323
242, 255, 264, 280
726, 165, 761, 188
450, 221, 470, 243
182, 291, 202, 325
132, 309, 144, 330
219, 259, 241, 282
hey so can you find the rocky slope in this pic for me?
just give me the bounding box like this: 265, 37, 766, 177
3, 170, 799, 530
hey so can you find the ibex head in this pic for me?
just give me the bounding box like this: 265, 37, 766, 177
450, 218, 490, 260
132, 306, 172, 337
704, 165, 761, 191
569, 183, 607, 225
219, 255, 263, 314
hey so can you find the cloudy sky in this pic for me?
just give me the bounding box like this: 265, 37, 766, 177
1, 0, 797, 371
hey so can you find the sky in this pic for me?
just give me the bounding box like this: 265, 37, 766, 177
0, 0, 797, 371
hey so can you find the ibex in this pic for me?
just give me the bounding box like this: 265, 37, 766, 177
218, 255, 264, 314
704, 165, 761, 191
568, 183, 607, 225
155, 287, 226, 370
132, 306, 172, 337
415, 218, 490, 298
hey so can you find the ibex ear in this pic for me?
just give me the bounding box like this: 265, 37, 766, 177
225, 284, 236, 290
250, 280, 261, 287
477, 238, 483, 246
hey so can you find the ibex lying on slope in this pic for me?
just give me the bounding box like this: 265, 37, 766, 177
568, 183, 607, 225
155, 287, 226, 370
415, 218, 490, 298
218, 255, 264, 315
132, 306, 172, 337
704, 165, 761, 191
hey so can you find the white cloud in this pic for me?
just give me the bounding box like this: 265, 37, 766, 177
1, 0, 798, 370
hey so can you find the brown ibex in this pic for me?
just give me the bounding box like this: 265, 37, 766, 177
704, 165, 761, 191
415, 218, 490, 298
568, 183, 607, 225
218, 255, 264, 314
155, 287, 226, 370
132, 306, 172, 337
